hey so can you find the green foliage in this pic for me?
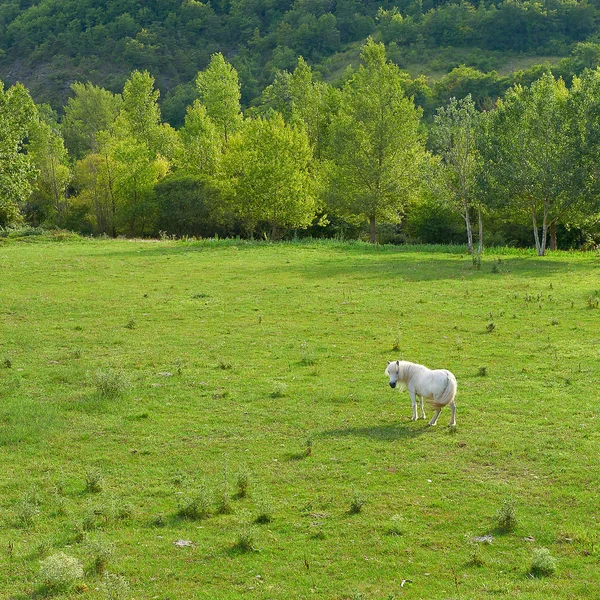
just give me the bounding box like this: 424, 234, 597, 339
324, 38, 426, 242
39, 552, 84, 590
222, 112, 317, 238
0, 81, 37, 226
530, 547, 557, 577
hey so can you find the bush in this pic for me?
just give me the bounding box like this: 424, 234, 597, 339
92, 368, 130, 398
39, 552, 84, 589
495, 498, 517, 532
530, 547, 557, 577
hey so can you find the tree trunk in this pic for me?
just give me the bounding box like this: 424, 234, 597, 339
532, 205, 542, 256
549, 221, 557, 251
477, 204, 483, 255
463, 201, 473, 254
369, 215, 376, 244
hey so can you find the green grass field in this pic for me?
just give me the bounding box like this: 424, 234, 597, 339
1, 237, 599, 599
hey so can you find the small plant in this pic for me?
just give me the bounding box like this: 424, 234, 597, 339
270, 382, 287, 398
477, 366, 488, 377
235, 468, 250, 498
124, 315, 136, 329
349, 491, 366, 515
304, 436, 313, 457
486, 322, 495, 333
14, 497, 39, 527
92, 368, 129, 398
587, 295, 599, 309
466, 539, 487, 566
234, 525, 257, 552
386, 514, 404, 536
491, 263, 499, 274
495, 498, 518, 532
216, 482, 234, 515
551, 317, 559, 326
530, 547, 557, 577
255, 493, 274, 524
85, 467, 104, 494
86, 537, 116, 575
39, 552, 84, 590
178, 485, 211, 520
151, 514, 166, 527
100, 572, 130, 600
299, 354, 317, 366
2, 356, 12, 368
218, 359, 232, 370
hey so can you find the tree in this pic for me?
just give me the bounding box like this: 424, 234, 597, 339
259, 57, 332, 158
430, 95, 482, 254
479, 73, 575, 255
196, 53, 244, 148
62, 82, 123, 159
27, 107, 72, 227
176, 100, 220, 175
324, 38, 426, 243
0, 81, 37, 226
221, 113, 317, 239
118, 70, 179, 161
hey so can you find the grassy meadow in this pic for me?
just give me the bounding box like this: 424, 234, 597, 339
1, 236, 599, 599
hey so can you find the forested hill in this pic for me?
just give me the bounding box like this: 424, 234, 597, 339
1, 0, 600, 122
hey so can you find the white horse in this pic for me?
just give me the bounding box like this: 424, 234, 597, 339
385, 360, 457, 427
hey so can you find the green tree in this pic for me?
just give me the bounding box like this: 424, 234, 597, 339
221, 113, 316, 239
260, 57, 332, 158
99, 132, 170, 236
0, 81, 37, 226
324, 38, 426, 243
430, 95, 482, 254
27, 108, 72, 227
62, 82, 123, 159
118, 70, 179, 160
479, 73, 574, 255
177, 100, 220, 175
196, 53, 243, 148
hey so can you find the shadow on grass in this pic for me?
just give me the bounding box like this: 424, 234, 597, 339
320, 422, 429, 441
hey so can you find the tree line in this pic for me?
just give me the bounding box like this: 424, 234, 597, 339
1, 0, 600, 114
2, 38, 600, 254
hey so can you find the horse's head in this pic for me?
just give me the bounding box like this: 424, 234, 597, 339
385, 360, 400, 388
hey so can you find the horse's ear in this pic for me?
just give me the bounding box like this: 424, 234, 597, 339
387, 361, 391, 365
396, 360, 399, 366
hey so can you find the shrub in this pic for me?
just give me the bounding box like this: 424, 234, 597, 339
92, 369, 129, 398
386, 514, 404, 536
86, 537, 116, 575
349, 491, 366, 515
235, 468, 250, 499
530, 547, 557, 577
234, 526, 257, 552
39, 552, 84, 589
178, 486, 211, 520
100, 572, 130, 600
495, 498, 517, 532
85, 467, 104, 494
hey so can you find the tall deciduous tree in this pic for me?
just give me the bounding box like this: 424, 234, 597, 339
62, 82, 123, 159
260, 57, 332, 158
0, 81, 36, 226
324, 39, 426, 243
479, 73, 575, 255
222, 113, 316, 239
27, 107, 72, 227
196, 53, 243, 148
177, 100, 220, 175
430, 95, 482, 254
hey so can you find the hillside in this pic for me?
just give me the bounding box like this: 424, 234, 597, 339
1, 0, 599, 122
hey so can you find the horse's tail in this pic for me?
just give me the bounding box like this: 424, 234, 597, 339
437, 371, 457, 407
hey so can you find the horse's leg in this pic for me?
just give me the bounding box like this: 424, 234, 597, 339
409, 390, 418, 421
419, 396, 426, 420
428, 409, 441, 426
448, 400, 456, 427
